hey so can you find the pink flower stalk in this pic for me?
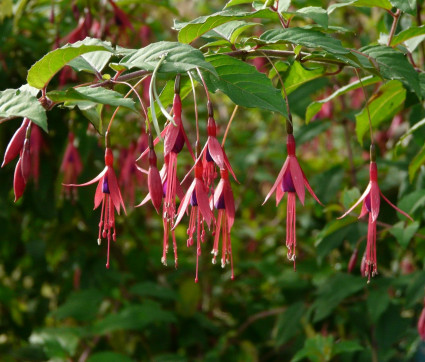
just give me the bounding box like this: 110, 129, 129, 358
64, 147, 126, 269
338, 159, 413, 281
174, 161, 214, 282
211, 169, 236, 279
108, 0, 134, 31
418, 299, 425, 340
263, 134, 323, 269
60, 132, 83, 199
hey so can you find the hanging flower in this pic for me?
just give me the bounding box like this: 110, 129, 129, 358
173, 161, 214, 282
64, 147, 126, 269
418, 298, 425, 340
211, 168, 235, 279
2, 118, 30, 168
263, 133, 323, 269
60, 132, 83, 200
338, 158, 413, 281
29, 124, 43, 187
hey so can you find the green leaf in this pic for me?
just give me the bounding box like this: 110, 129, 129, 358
294, 7, 328, 29
328, 0, 392, 14
92, 301, 176, 335
203, 54, 287, 116
210, 20, 259, 44
274, 302, 305, 346
259, 28, 349, 55
68, 51, 113, 74
292, 335, 334, 362
367, 285, 391, 323
81, 104, 104, 135
390, 0, 417, 15
0, 88, 48, 132
29, 327, 81, 359
391, 26, 425, 47
119, 41, 217, 75
389, 221, 420, 249
332, 340, 363, 356
397, 190, 425, 216
51, 289, 103, 322
224, 0, 253, 8
87, 352, 134, 362
283, 61, 325, 95
311, 273, 365, 322
130, 281, 177, 300
27, 38, 114, 89
360, 45, 421, 97
176, 9, 277, 44
396, 117, 425, 149
46, 87, 136, 111
409, 144, 425, 181
305, 75, 381, 123
355, 80, 406, 144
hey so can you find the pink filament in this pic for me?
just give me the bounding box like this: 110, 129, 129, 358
286, 192, 297, 271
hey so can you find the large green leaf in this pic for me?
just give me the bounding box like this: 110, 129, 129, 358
0, 88, 48, 132
27, 38, 115, 89
409, 144, 425, 181
209, 20, 259, 44
293, 6, 328, 29
311, 273, 365, 322
203, 54, 287, 116
119, 41, 216, 75
224, 0, 252, 8
274, 302, 305, 346
305, 75, 381, 123
87, 352, 134, 362
68, 51, 113, 74
328, 0, 392, 13
389, 221, 420, 249
92, 301, 176, 335
355, 80, 406, 143
176, 9, 277, 44
46, 86, 136, 111
259, 28, 349, 55
360, 45, 421, 97
283, 61, 325, 95
390, 0, 417, 15
391, 26, 425, 47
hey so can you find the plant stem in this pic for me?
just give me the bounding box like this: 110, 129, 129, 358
387, 9, 401, 47
354, 68, 374, 145
221, 105, 238, 147
187, 71, 199, 145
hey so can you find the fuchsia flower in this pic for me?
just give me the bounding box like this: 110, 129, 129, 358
263, 134, 323, 269
338, 158, 413, 281
64, 147, 126, 269
418, 299, 425, 340
211, 169, 235, 279
60, 132, 83, 199
119, 142, 145, 206
2, 118, 37, 202
29, 124, 43, 187
173, 161, 214, 282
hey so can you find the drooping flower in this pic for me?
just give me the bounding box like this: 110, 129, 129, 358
263, 133, 323, 269
29, 124, 43, 187
174, 161, 214, 282
338, 156, 413, 281
60, 132, 83, 199
2, 118, 30, 168
183, 101, 237, 192
347, 248, 358, 273
418, 298, 425, 340
119, 142, 145, 206
64, 147, 126, 269
211, 169, 236, 279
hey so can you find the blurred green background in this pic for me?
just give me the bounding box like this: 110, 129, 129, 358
1, 0, 425, 361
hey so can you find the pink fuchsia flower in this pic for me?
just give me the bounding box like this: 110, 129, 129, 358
60, 132, 83, 199
64, 147, 126, 269
338, 157, 413, 281
173, 161, 214, 283
211, 169, 236, 279
2, 118, 30, 168
29, 124, 43, 187
418, 298, 425, 340
263, 134, 323, 269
